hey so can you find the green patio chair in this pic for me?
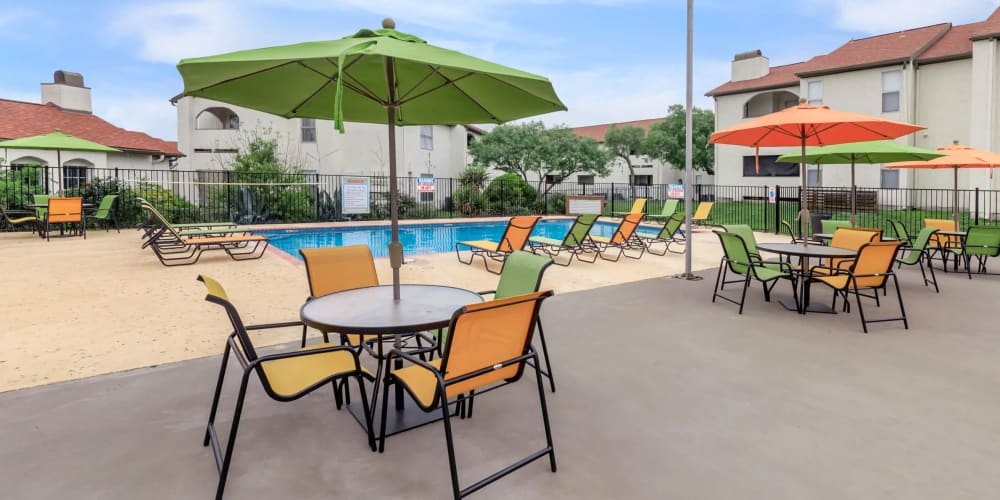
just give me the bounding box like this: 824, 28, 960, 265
637, 212, 686, 255
781, 219, 807, 244
527, 214, 599, 265
645, 199, 679, 223
712, 230, 798, 314
895, 227, 939, 292
947, 225, 1000, 279
888, 219, 912, 245
821, 219, 852, 234
33, 194, 53, 219
721, 224, 786, 268
86, 194, 119, 232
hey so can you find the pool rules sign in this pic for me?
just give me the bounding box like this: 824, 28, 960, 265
342, 177, 371, 214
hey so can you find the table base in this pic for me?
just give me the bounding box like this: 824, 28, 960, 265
777, 298, 837, 314
347, 395, 454, 437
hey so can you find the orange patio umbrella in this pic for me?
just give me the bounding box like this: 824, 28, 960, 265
885, 141, 1000, 227
709, 100, 924, 236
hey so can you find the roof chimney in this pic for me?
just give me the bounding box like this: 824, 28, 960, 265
731, 50, 769, 82
41, 70, 92, 113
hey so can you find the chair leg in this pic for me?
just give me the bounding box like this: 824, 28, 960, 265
355, 375, 376, 451
215, 370, 253, 500
378, 376, 393, 453
893, 274, 908, 330
737, 273, 751, 315
712, 259, 726, 303
531, 350, 558, 474
853, 283, 868, 334
442, 398, 463, 500
924, 254, 939, 293
203, 343, 233, 447
534, 316, 556, 393
300, 325, 308, 348
332, 379, 344, 410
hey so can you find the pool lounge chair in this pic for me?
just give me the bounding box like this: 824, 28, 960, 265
526, 214, 599, 265
136, 198, 240, 237
142, 206, 268, 266
590, 212, 646, 261
612, 198, 646, 217
455, 215, 541, 274
691, 201, 714, 226
637, 212, 686, 255
139, 200, 251, 249
377, 290, 556, 500
645, 199, 679, 223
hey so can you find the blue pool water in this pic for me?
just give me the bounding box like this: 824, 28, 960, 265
257, 219, 638, 259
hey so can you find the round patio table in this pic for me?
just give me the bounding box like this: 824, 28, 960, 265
813, 233, 898, 242
756, 242, 858, 314
300, 284, 483, 437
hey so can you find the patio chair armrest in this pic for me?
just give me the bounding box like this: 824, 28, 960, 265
477, 289, 497, 297
811, 264, 846, 276
835, 259, 856, 269
251, 343, 362, 368
386, 348, 441, 375
245, 320, 305, 331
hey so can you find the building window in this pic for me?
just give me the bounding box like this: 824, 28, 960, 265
577, 175, 594, 185
62, 166, 89, 190
420, 126, 433, 150
882, 70, 901, 113
807, 166, 822, 187
880, 168, 900, 189
742, 155, 799, 177
418, 174, 434, 202
195, 107, 240, 130
545, 174, 562, 184
301, 118, 316, 143
630, 174, 653, 186
807, 81, 823, 105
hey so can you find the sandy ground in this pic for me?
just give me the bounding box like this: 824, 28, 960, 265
0, 221, 787, 392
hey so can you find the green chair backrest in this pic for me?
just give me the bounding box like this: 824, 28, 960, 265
495, 251, 554, 299
821, 219, 852, 234
659, 199, 679, 217
910, 227, 936, 252
92, 195, 118, 218
888, 219, 910, 242
715, 230, 751, 276
660, 213, 684, 238
33, 194, 53, 218
965, 226, 1000, 257
564, 214, 598, 246
722, 224, 759, 255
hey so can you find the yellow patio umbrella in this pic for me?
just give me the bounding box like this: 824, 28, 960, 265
885, 141, 1000, 227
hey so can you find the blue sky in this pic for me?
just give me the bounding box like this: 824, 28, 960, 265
2, 0, 998, 141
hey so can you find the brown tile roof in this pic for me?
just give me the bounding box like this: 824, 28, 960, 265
971, 6, 1000, 39
917, 22, 981, 62
705, 59, 817, 97
572, 118, 664, 142
0, 99, 181, 156
797, 23, 950, 76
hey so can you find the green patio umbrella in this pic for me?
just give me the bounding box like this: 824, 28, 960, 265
0, 131, 121, 195
177, 18, 567, 299
777, 140, 943, 225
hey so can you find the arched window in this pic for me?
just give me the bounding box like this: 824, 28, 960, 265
196, 107, 240, 130
8, 156, 47, 186
742, 90, 799, 118
62, 158, 94, 190
10, 156, 47, 167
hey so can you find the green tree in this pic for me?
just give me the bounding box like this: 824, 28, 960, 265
603, 124, 647, 183
644, 104, 715, 175
457, 165, 490, 190
536, 127, 610, 196
468, 122, 545, 182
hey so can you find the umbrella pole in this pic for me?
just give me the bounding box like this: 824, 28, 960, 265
953, 166, 959, 228
385, 58, 403, 301
799, 133, 810, 242
850, 160, 856, 226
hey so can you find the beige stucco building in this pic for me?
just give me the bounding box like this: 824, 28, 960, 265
173, 96, 478, 180
707, 8, 1000, 198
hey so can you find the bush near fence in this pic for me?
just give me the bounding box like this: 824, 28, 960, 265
1, 165, 998, 234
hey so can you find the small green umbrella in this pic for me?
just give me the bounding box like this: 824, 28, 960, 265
777, 140, 943, 225
0, 131, 121, 195
177, 19, 567, 299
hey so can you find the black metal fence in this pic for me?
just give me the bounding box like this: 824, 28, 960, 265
2, 165, 998, 234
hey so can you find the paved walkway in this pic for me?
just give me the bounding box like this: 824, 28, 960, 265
2, 265, 998, 499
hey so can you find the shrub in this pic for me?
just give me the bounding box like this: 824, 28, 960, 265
483, 173, 538, 214
543, 192, 566, 214
452, 185, 486, 216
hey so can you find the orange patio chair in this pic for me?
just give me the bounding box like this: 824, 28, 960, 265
924, 218, 960, 268
377, 290, 556, 500
45, 197, 85, 241
812, 227, 877, 275
589, 212, 646, 261
455, 215, 541, 274
812, 241, 907, 333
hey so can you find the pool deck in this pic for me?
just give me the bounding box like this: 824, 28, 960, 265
0, 218, 745, 392
2, 264, 998, 499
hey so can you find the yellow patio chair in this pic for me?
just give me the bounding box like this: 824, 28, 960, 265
377, 290, 556, 500
455, 215, 541, 274
924, 218, 960, 268
691, 201, 714, 226
0, 205, 40, 234
196, 275, 374, 500
812, 242, 907, 333
811, 228, 877, 275
612, 197, 646, 216
590, 212, 646, 261
45, 197, 85, 241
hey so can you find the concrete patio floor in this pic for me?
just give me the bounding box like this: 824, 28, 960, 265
2, 264, 998, 499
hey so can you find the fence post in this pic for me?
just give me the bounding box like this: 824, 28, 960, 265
774, 185, 782, 234
975, 187, 980, 225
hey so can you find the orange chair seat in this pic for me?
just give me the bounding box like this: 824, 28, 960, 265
261, 342, 372, 398
183, 234, 266, 244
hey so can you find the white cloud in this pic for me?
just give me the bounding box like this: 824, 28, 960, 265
93, 94, 178, 142
819, 0, 998, 34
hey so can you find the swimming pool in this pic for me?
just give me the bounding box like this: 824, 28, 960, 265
257, 219, 637, 259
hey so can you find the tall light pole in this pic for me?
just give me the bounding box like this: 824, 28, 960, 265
675, 0, 701, 281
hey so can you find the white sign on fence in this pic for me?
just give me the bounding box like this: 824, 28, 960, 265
341, 177, 370, 215
417, 177, 436, 193
768, 186, 777, 204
